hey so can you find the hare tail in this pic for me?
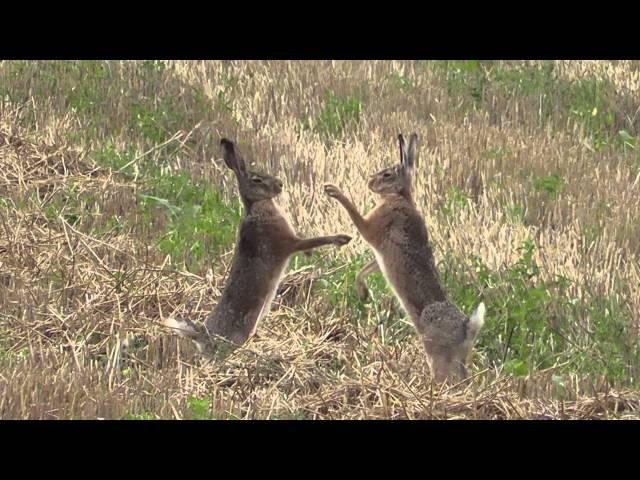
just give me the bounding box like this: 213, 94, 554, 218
467, 302, 486, 341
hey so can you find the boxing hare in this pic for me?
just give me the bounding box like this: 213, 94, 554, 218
324, 133, 484, 383
164, 138, 352, 355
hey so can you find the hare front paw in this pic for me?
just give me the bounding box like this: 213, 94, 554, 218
324, 183, 344, 200
332, 234, 352, 247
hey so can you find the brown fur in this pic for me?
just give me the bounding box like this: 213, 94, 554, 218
325, 133, 484, 383
165, 138, 351, 356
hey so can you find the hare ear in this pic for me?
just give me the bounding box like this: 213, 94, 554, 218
406, 133, 418, 170
398, 133, 407, 167
220, 138, 246, 174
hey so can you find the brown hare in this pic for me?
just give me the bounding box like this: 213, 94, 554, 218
164, 138, 352, 356
324, 133, 485, 383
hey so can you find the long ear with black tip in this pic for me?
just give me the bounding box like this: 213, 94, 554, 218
220, 138, 246, 174
398, 133, 406, 167
406, 133, 418, 170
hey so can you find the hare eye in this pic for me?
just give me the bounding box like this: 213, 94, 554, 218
252, 177, 263, 183
383, 172, 392, 178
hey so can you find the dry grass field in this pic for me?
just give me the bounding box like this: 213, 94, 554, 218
1, 60, 640, 419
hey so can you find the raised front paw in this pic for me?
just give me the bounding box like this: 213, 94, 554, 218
332, 234, 352, 246
324, 183, 344, 200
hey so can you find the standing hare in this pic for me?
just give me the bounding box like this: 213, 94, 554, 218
324, 133, 485, 383
164, 138, 352, 355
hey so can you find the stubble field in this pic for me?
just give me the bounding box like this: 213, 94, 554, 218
1, 60, 639, 419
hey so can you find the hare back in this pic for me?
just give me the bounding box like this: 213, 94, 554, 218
367, 200, 446, 319
205, 253, 289, 344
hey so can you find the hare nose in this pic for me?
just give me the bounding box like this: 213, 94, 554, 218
277, 180, 283, 188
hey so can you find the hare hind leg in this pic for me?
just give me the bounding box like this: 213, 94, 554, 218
424, 346, 468, 384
